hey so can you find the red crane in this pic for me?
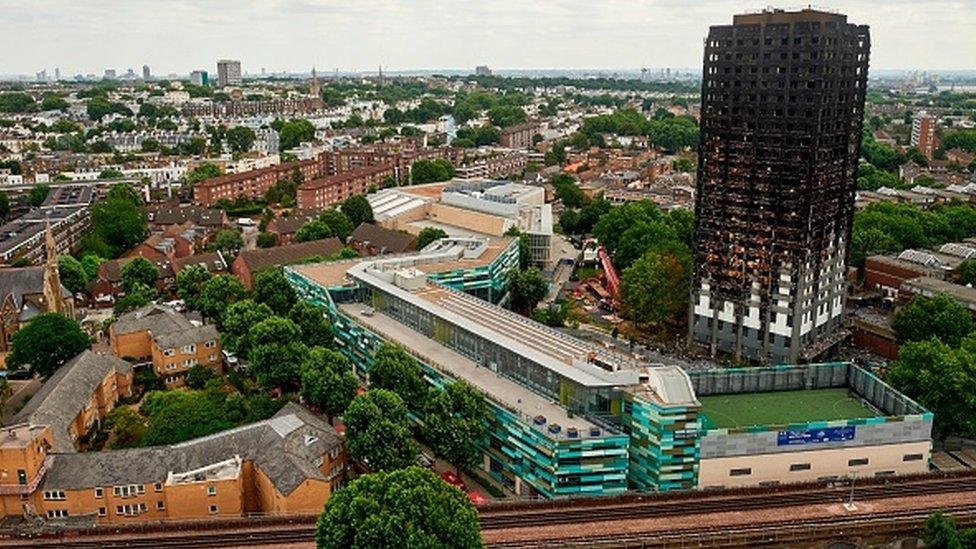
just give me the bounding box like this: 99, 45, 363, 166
597, 246, 620, 299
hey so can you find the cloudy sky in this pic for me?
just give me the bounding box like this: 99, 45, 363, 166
1, 0, 973, 76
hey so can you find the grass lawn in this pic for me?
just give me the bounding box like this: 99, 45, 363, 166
698, 388, 879, 429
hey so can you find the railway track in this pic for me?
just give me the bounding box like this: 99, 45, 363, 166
7, 475, 976, 548
485, 503, 976, 548
478, 476, 976, 529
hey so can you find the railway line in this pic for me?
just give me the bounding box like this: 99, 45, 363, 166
5, 473, 976, 548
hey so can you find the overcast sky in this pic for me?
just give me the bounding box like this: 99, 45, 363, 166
1, 0, 973, 76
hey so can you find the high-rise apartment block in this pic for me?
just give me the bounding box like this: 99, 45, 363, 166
690, 9, 870, 364
216, 59, 242, 87
142, 64, 151, 80
190, 70, 209, 87
911, 112, 937, 159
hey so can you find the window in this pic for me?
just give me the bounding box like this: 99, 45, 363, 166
848, 458, 869, 467
209, 504, 218, 514
94, 487, 104, 498
903, 454, 924, 462
183, 359, 198, 367
789, 463, 811, 472
46, 509, 69, 519
163, 348, 175, 357
98, 507, 107, 517
875, 470, 895, 477
156, 501, 165, 510
113, 484, 144, 498
43, 490, 66, 501
116, 503, 147, 516
205, 340, 217, 348
181, 344, 196, 354
207, 486, 216, 496
729, 468, 752, 477
329, 446, 341, 460
154, 482, 163, 492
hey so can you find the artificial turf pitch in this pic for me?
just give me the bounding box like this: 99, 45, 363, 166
698, 388, 878, 429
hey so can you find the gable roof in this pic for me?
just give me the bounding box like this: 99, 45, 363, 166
40, 402, 342, 497
111, 304, 194, 336
348, 222, 415, 254
172, 251, 228, 274
13, 351, 133, 452
236, 238, 343, 273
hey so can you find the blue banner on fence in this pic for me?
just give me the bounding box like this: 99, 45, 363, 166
777, 426, 856, 446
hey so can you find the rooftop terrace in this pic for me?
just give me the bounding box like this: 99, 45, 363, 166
698, 388, 880, 430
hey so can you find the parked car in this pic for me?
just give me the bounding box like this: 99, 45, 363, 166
0, 368, 33, 380
222, 350, 240, 370
467, 490, 487, 506
440, 471, 467, 492
416, 452, 435, 469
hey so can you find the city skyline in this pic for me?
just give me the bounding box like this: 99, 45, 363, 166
0, 0, 973, 76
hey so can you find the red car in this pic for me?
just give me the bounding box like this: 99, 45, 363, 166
467, 490, 487, 506
440, 471, 467, 492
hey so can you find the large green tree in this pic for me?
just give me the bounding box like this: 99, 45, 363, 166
278, 119, 316, 151
892, 293, 974, 347
197, 275, 247, 325
318, 209, 354, 242
369, 343, 427, 408
315, 467, 482, 549
248, 317, 306, 389
7, 313, 90, 378
208, 229, 244, 255
341, 195, 374, 226
57, 255, 88, 295
221, 299, 274, 354
187, 164, 222, 185
423, 381, 487, 473
295, 219, 333, 243
410, 159, 455, 184
120, 257, 159, 294
300, 347, 359, 421
225, 126, 257, 153
890, 338, 976, 440
508, 267, 549, 315
620, 251, 689, 335
344, 389, 419, 472
415, 227, 448, 250
176, 265, 213, 312
254, 267, 297, 316
288, 301, 334, 349
86, 197, 148, 258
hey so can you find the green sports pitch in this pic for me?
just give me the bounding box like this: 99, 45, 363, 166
698, 388, 879, 429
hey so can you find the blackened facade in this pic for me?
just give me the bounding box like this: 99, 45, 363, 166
690, 9, 870, 364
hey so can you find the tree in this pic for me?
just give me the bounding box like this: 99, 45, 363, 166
278, 119, 316, 151
289, 300, 334, 349
256, 232, 277, 248
225, 126, 257, 153
958, 259, 976, 286
369, 343, 427, 408
186, 163, 222, 185
552, 174, 588, 209
892, 294, 974, 347
318, 209, 354, 242
620, 251, 689, 334
300, 347, 358, 421
28, 184, 50, 207
197, 275, 247, 325
254, 268, 297, 316
176, 265, 213, 312
113, 282, 153, 315
99, 168, 124, 180
58, 255, 88, 295
0, 92, 36, 113
315, 467, 482, 549
7, 313, 90, 378
295, 219, 333, 243
120, 257, 159, 294
922, 511, 976, 549
889, 338, 976, 440
186, 364, 217, 390
488, 105, 527, 127
106, 183, 144, 206
86, 197, 148, 258
248, 317, 306, 389
208, 229, 244, 255
509, 268, 549, 315
80, 254, 104, 281
104, 406, 147, 449
141, 389, 235, 446
341, 195, 374, 226
423, 381, 487, 473
0, 190, 9, 221
411, 159, 455, 184
221, 299, 274, 354
344, 389, 419, 472
416, 227, 448, 250
505, 226, 531, 270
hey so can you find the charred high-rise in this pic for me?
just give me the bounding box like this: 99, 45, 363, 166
690, 9, 870, 364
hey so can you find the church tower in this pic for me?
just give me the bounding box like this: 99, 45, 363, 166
42, 222, 64, 314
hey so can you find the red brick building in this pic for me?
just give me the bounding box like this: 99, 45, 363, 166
297, 164, 395, 210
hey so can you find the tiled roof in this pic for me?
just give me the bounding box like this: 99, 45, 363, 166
236, 238, 343, 272
348, 222, 415, 254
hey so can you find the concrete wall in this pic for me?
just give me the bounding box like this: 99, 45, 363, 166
698, 440, 931, 488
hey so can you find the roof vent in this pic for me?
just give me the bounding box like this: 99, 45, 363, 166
533, 415, 546, 426
548, 424, 561, 435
